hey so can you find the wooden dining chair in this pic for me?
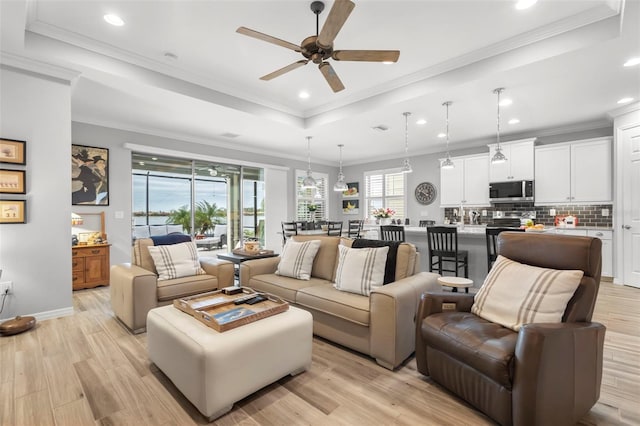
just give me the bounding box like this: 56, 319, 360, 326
426, 226, 468, 277
380, 225, 405, 242
485, 227, 525, 272
281, 221, 298, 245
327, 221, 343, 236
347, 220, 364, 238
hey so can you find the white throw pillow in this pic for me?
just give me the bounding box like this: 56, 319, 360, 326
471, 255, 583, 331
333, 245, 389, 296
147, 241, 205, 280
276, 239, 321, 280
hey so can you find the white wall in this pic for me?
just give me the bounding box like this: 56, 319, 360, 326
0, 66, 73, 320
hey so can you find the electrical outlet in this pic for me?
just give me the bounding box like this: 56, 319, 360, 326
0, 281, 12, 294
602, 208, 609, 217
481, 210, 487, 217
550, 209, 556, 216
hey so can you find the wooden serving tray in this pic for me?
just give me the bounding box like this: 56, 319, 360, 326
194, 293, 289, 332
173, 288, 256, 316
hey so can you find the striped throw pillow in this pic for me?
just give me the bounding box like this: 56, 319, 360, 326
276, 239, 321, 280
333, 245, 389, 296
471, 255, 583, 331
147, 241, 205, 280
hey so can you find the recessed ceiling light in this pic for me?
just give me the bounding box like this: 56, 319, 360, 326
437, 133, 446, 138
624, 57, 640, 67
416, 119, 427, 125
515, 0, 538, 10
103, 14, 124, 26
298, 91, 310, 99
618, 97, 634, 104
382, 61, 394, 65
508, 118, 520, 125
499, 98, 513, 107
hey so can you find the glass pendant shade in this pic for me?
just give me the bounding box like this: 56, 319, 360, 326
333, 144, 348, 191
301, 136, 317, 189
400, 112, 413, 173
442, 101, 455, 169
491, 88, 509, 164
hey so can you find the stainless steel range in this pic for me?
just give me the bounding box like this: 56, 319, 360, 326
490, 211, 536, 228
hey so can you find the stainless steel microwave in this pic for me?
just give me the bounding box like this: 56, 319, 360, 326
489, 180, 534, 203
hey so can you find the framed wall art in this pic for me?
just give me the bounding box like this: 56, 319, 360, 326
72, 144, 109, 205
342, 182, 359, 198
0, 169, 26, 194
342, 199, 359, 215
0, 138, 26, 165
0, 200, 26, 224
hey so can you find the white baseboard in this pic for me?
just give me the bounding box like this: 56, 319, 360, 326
32, 306, 75, 321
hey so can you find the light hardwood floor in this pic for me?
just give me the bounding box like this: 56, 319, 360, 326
1, 281, 638, 425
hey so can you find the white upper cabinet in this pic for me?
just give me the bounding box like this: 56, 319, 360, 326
534, 138, 612, 205
440, 154, 490, 207
488, 138, 536, 182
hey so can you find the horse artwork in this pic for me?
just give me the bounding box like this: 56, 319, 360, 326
72, 144, 109, 205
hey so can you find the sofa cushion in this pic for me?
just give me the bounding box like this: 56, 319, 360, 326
422, 311, 517, 388
297, 283, 370, 326
156, 274, 218, 301
334, 245, 388, 296
248, 274, 328, 303
149, 225, 170, 237
151, 233, 191, 246
276, 239, 321, 280
472, 255, 583, 331
133, 225, 151, 239
351, 239, 400, 284
291, 235, 341, 281
147, 241, 206, 280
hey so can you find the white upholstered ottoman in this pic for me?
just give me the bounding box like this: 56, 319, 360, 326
147, 304, 313, 421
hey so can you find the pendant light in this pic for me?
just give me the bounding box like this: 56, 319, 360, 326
333, 144, 348, 191
441, 101, 455, 169
491, 88, 508, 164
301, 136, 317, 189
400, 111, 413, 173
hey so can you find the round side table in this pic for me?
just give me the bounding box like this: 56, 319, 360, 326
437, 276, 473, 293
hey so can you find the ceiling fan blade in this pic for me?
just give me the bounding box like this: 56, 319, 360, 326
260, 60, 309, 81
332, 50, 400, 63
318, 62, 345, 93
317, 0, 355, 49
236, 26, 301, 52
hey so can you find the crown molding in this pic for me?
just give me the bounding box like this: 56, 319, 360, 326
0, 51, 80, 82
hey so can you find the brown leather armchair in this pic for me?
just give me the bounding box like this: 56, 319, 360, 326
416, 232, 605, 426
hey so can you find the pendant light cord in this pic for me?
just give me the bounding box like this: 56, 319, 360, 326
306, 136, 313, 174
444, 101, 452, 156
495, 88, 503, 150
403, 112, 410, 156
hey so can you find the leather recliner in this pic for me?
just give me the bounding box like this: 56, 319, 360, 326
415, 232, 605, 426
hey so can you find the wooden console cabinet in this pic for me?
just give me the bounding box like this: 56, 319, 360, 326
72, 244, 110, 290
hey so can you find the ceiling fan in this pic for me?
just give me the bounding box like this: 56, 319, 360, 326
236, 0, 400, 93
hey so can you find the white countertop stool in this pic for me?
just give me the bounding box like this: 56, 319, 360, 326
437, 276, 473, 293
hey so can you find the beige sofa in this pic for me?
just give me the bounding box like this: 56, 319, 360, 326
111, 237, 234, 333
240, 235, 441, 370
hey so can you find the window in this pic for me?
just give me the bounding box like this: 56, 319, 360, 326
295, 170, 329, 221
364, 168, 406, 219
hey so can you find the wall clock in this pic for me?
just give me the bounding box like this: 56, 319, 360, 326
415, 182, 437, 205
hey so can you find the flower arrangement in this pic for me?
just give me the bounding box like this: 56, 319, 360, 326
307, 204, 318, 212
372, 207, 395, 219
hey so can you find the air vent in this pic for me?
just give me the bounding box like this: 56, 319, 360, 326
220, 132, 240, 138
371, 125, 389, 132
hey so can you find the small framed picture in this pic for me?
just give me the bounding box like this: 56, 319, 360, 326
0, 138, 26, 165
343, 199, 359, 215
342, 182, 359, 198
0, 169, 26, 194
0, 200, 26, 224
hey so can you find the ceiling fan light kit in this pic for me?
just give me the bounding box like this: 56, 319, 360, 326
236, 0, 400, 93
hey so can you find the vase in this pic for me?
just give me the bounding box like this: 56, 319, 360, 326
380, 218, 392, 225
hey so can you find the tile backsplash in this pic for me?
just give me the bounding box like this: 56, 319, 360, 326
444, 203, 613, 228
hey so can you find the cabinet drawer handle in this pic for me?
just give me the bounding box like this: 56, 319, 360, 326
91, 249, 101, 255
595, 232, 603, 237
72, 251, 78, 256
73, 262, 78, 268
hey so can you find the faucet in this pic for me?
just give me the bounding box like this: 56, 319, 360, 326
459, 203, 465, 228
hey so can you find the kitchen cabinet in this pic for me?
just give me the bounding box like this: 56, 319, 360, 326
534, 138, 612, 205
72, 244, 110, 290
551, 228, 612, 277
440, 154, 490, 207
488, 138, 536, 182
